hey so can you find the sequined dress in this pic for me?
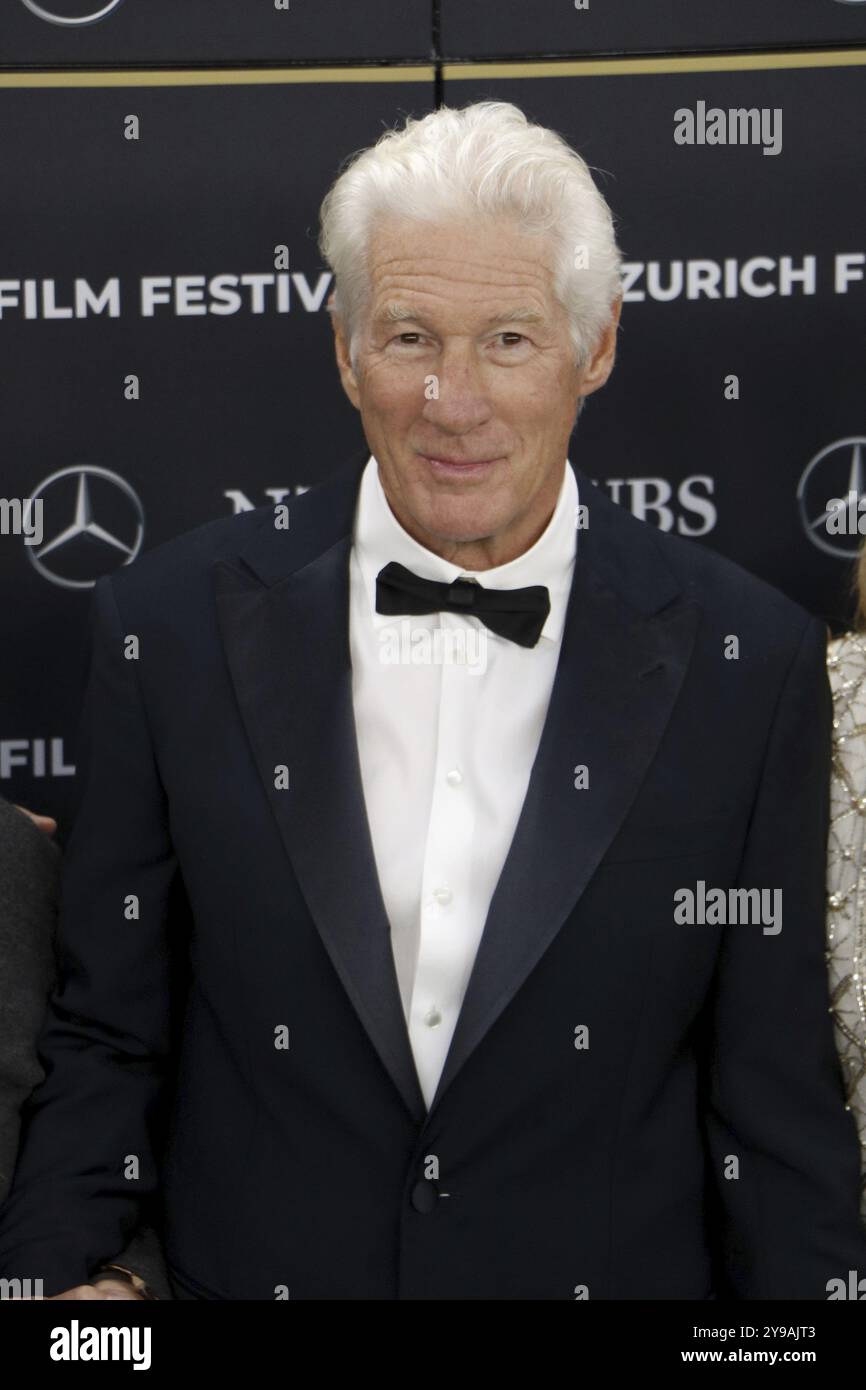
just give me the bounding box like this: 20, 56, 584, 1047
827, 631, 866, 1216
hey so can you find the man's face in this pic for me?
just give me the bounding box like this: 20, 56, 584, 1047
333, 214, 620, 569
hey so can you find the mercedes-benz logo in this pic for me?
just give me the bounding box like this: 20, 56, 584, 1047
19, 0, 126, 26
797, 437, 866, 559
27, 465, 145, 590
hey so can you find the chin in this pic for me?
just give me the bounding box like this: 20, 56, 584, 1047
418, 509, 501, 546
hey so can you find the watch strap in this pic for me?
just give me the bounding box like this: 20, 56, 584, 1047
92, 1262, 160, 1301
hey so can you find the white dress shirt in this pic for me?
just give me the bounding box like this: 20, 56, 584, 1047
349, 454, 579, 1108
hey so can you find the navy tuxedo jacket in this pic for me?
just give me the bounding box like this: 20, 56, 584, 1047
2, 451, 865, 1300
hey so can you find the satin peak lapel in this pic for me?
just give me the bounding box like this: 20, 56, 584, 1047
213, 456, 427, 1124
427, 468, 701, 1115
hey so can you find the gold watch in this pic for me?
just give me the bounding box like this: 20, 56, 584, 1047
92, 1262, 159, 1300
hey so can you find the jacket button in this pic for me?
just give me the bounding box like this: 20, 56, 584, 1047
410, 1179, 437, 1214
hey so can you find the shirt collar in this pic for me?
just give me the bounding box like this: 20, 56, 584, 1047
352, 453, 578, 645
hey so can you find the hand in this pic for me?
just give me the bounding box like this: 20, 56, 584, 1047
13, 804, 57, 836
47, 1280, 144, 1300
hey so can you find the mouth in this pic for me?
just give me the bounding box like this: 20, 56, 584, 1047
418, 453, 503, 479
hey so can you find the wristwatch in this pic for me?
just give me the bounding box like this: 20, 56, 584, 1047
91, 1262, 159, 1300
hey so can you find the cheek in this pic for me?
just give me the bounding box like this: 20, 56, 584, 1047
493, 364, 574, 419
362, 362, 426, 412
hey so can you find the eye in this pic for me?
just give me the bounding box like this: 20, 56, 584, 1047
496, 333, 528, 348
393, 332, 425, 345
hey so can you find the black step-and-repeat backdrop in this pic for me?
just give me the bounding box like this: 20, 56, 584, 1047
440, 0, 866, 57
1, 0, 865, 834
447, 55, 866, 624
0, 0, 433, 62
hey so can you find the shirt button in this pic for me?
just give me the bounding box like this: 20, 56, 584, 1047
446, 768, 463, 787
424, 1007, 443, 1028
432, 887, 452, 906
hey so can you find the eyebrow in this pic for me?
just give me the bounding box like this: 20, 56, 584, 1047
375, 302, 546, 328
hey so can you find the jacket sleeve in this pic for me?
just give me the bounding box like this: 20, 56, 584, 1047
104, 1222, 175, 1300
0, 802, 60, 1205
0, 574, 179, 1297
703, 613, 866, 1298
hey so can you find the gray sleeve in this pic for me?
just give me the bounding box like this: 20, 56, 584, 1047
0, 797, 175, 1297
0, 798, 60, 1205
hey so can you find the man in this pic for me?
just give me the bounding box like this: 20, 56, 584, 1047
0, 799, 59, 1210
0, 799, 170, 1300
1, 99, 864, 1299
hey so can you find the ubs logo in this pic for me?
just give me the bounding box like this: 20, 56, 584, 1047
19, 0, 126, 25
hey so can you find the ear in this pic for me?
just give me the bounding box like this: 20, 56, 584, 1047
577, 294, 622, 399
331, 296, 361, 411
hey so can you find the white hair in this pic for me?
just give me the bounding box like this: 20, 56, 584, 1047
318, 100, 623, 377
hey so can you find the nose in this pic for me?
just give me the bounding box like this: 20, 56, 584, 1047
420, 339, 493, 435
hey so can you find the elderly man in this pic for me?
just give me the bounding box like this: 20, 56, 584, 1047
1, 100, 864, 1300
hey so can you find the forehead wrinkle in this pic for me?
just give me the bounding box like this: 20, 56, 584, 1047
373, 298, 549, 332
370, 268, 553, 329
370, 254, 553, 294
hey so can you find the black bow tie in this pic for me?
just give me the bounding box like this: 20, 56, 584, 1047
375, 561, 551, 649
